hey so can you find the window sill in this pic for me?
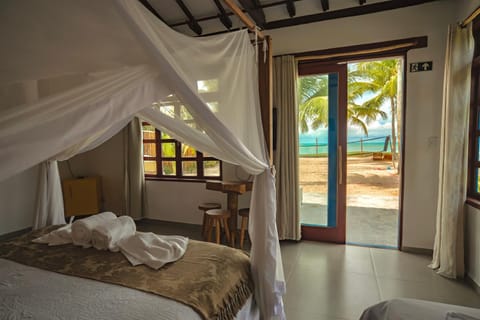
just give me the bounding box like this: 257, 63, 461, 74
145, 176, 221, 183
466, 197, 480, 210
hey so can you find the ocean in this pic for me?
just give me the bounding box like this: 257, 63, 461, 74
299, 134, 393, 156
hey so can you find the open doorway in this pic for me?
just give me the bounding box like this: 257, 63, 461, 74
345, 58, 402, 248
298, 57, 403, 248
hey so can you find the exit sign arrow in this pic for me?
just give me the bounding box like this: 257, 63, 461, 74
410, 61, 433, 72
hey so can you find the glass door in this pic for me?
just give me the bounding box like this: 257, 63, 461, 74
299, 63, 347, 243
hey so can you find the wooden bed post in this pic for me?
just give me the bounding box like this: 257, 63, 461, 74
258, 35, 273, 166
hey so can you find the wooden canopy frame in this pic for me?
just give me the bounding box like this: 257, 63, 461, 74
222, 0, 265, 40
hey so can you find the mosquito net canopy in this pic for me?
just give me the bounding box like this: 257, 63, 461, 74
0, 0, 285, 318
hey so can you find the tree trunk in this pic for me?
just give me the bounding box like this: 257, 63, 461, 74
396, 97, 402, 174
390, 97, 397, 169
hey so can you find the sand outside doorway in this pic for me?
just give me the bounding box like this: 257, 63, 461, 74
299, 155, 399, 247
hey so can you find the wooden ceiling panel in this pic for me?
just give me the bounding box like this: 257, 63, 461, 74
139, 0, 442, 36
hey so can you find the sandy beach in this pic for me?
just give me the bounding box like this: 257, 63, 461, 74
299, 155, 400, 207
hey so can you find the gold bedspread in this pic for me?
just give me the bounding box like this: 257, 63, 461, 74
0, 226, 254, 320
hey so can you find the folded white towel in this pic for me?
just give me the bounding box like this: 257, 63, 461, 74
118, 232, 189, 270
91, 216, 136, 252
32, 224, 73, 246
71, 212, 117, 248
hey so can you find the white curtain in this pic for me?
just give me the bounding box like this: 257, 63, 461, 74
0, 1, 285, 318
124, 117, 146, 220
33, 161, 66, 229
273, 56, 301, 240
429, 24, 474, 279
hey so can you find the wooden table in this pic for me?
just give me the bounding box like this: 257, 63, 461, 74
205, 180, 253, 246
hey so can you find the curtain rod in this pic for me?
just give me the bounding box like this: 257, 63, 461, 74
295, 42, 415, 61
222, 0, 265, 40
461, 6, 480, 28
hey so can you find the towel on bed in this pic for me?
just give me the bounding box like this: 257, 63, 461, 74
71, 212, 117, 248
118, 232, 189, 270
91, 216, 136, 252
32, 224, 73, 246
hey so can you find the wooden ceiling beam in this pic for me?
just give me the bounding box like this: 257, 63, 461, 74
286, 0, 296, 17
170, 1, 301, 28
265, 0, 439, 30
213, 0, 233, 29
237, 0, 266, 28
138, 0, 167, 24
222, 0, 265, 39
175, 0, 203, 35
320, 0, 329, 11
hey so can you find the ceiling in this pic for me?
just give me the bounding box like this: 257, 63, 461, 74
141, 0, 440, 37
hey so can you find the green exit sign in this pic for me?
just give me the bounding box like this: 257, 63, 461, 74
410, 61, 433, 72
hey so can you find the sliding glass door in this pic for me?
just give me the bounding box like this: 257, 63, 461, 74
298, 63, 347, 243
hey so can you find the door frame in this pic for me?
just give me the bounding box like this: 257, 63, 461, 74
298, 63, 348, 243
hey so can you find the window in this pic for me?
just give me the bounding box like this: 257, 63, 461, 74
468, 18, 480, 202
143, 122, 222, 181
142, 79, 222, 181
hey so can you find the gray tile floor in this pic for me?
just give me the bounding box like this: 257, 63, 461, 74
137, 220, 480, 320
300, 203, 398, 247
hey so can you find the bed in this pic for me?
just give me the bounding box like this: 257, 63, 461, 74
360, 298, 480, 320
0, 226, 259, 320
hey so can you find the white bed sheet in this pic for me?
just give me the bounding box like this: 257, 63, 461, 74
360, 298, 480, 320
0, 258, 259, 320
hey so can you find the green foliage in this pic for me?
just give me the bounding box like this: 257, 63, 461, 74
298, 59, 399, 136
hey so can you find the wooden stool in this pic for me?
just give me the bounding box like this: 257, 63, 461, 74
239, 208, 250, 249
205, 209, 231, 245
198, 203, 221, 239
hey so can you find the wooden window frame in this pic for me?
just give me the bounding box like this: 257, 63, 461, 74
467, 17, 480, 208
142, 122, 222, 182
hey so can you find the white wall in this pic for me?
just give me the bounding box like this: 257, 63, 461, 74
466, 205, 480, 287
0, 166, 39, 235
58, 131, 125, 215
266, 0, 457, 249
146, 164, 252, 225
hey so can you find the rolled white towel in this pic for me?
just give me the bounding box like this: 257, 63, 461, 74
91, 216, 136, 252
32, 224, 73, 246
71, 212, 117, 248
118, 232, 189, 270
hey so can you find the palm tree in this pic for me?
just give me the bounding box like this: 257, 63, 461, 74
349, 59, 400, 167
298, 75, 328, 133
298, 71, 387, 136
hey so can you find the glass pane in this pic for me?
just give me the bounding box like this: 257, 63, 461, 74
180, 106, 193, 120
207, 102, 219, 113
143, 143, 156, 157
477, 110, 480, 130
197, 79, 219, 93
161, 131, 171, 139
477, 168, 480, 193
144, 160, 157, 175
162, 161, 176, 176
182, 161, 197, 176
204, 160, 220, 177
181, 144, 196, 158
298, 73, 330, 227
478, 137, 480, 160
142, 124, 155, 140
159, 105, 175, 118
161, 143, 176, 157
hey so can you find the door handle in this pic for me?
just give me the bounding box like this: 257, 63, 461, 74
338, 145, 343, 185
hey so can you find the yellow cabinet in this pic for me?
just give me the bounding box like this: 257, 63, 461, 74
62, 177, 102, 217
